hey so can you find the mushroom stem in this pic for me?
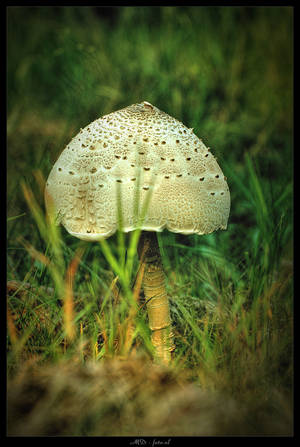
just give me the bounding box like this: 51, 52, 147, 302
138, 231, 174, 364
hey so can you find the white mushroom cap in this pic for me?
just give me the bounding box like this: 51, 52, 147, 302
45, 101, 230, 241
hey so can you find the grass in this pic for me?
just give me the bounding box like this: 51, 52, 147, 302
7, 6, 293, 436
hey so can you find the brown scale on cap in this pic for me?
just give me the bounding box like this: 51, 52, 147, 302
45, 101, 230, 241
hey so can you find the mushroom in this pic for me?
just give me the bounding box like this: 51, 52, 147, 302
45, 101, 230, 364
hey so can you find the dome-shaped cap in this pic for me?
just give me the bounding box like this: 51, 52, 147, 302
45, 101, 230, 241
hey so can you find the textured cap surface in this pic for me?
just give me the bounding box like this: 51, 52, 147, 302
45, 101, 230, 241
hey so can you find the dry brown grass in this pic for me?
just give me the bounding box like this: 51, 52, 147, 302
7, 356, 293, 437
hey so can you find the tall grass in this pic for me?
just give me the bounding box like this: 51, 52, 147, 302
8, 150, 292, 403
7, 6, 293, 435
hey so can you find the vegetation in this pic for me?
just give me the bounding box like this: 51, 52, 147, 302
7, 6, 293, 436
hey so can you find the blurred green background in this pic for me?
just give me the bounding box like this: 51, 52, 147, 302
7, 6, 293, 213
7, 6, 293, 435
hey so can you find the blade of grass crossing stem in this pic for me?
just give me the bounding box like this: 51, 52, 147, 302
126, 170, 156, 282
